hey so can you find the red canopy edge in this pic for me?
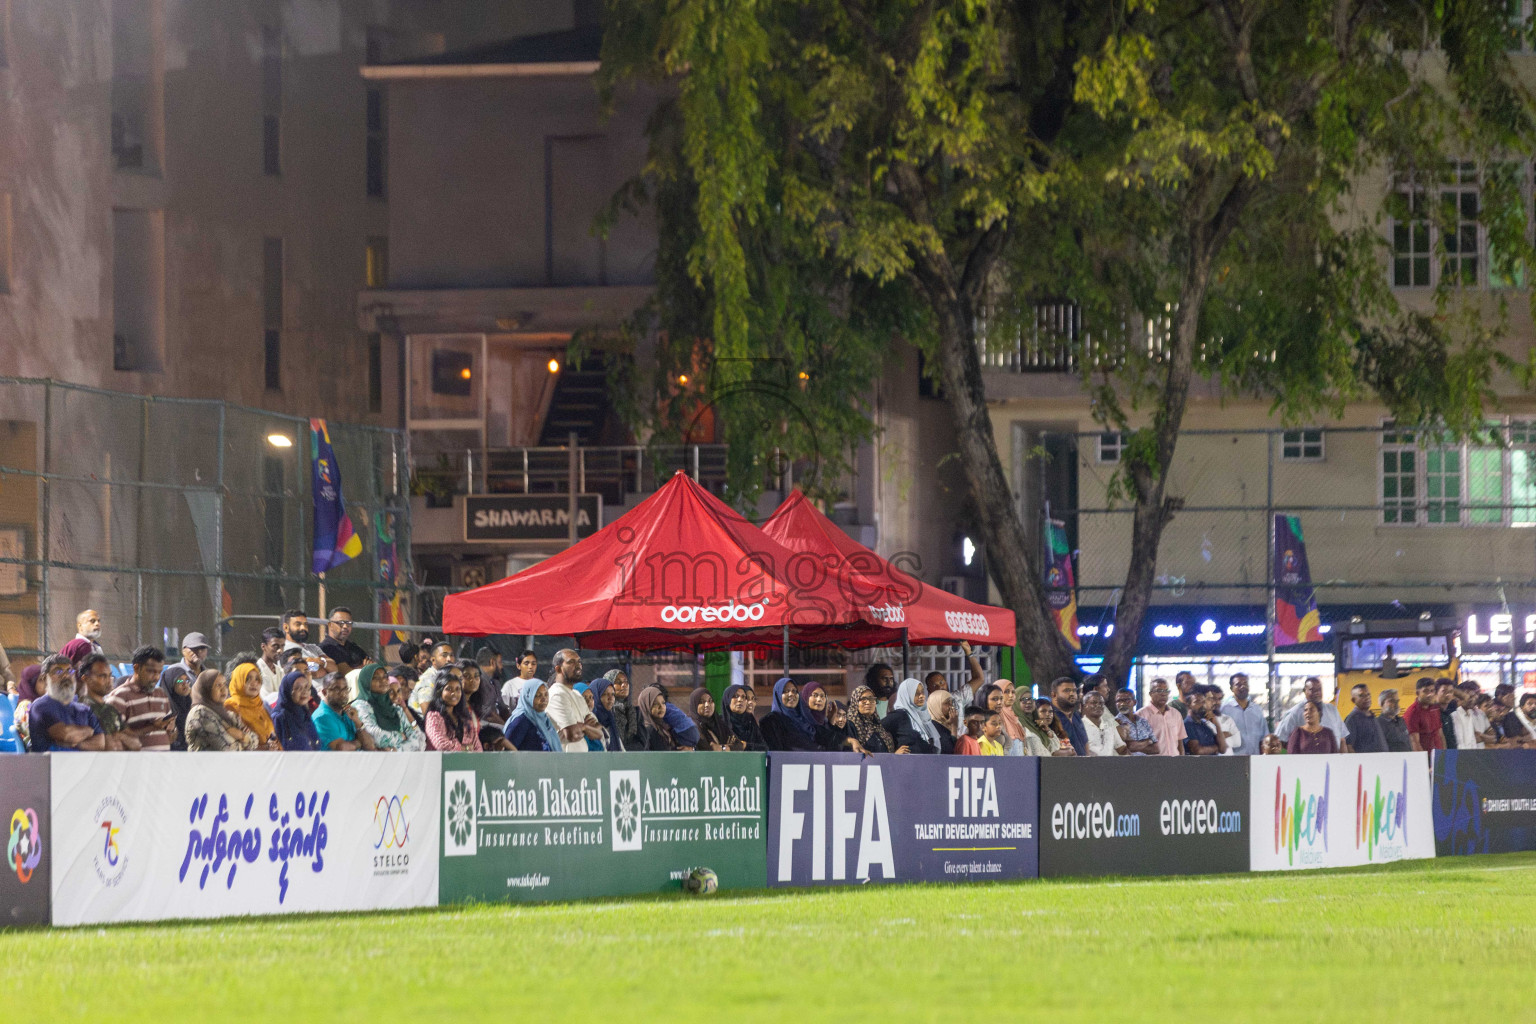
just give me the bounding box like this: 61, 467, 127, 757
441, 472, 908, 649
759, 489, 1017, 647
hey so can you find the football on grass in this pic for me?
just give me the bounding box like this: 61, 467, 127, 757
684, 867, 719, 896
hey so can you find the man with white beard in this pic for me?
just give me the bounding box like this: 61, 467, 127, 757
26, 654, 106, 752
74, 609, 105, 656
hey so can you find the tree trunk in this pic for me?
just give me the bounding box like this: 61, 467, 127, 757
929, 296, 1080, 687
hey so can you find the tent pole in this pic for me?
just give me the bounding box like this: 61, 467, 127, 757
782, 621, 790, 673
902, 627, 910, 679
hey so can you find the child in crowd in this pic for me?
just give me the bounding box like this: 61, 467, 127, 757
977, 709, 1007, 755
956, 707, 984, 755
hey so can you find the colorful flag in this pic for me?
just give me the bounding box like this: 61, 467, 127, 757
1044, 517, 1080, 651
309, 418, 363, 574
1274, 513, 1322, 646
376, 510, 408, 644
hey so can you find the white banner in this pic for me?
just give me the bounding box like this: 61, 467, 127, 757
1249, 752, 1433, 872
50, 752, 440, 926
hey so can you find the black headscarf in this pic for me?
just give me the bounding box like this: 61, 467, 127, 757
687, 687, 732, 749
718, 684, 767, 750
271, 670, 320, 751
589, 675, 623, 751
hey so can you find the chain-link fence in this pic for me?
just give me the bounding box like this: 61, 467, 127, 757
0, 377, 410, 665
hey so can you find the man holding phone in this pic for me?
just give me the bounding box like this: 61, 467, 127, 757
106, 644, 178, 749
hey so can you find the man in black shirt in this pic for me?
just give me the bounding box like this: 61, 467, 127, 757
1437, 678, 1460, 749
1344, 683, 1387, 753
319, 606, 369, 674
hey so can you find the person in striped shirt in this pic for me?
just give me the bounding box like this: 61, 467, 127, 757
105, 645, 177, 750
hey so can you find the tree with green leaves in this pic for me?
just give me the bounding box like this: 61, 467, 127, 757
603, 0, 1536, 686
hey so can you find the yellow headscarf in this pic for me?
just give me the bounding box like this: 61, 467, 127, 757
224, 663, 274, 743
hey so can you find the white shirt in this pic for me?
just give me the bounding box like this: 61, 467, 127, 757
544, 680, 591, 753
1084, 714, 1126, 756
256, 657, 284, 704
1212, 712, 1241, 755
1453, 706, 1488, 750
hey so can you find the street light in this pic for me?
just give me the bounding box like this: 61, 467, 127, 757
547, 358, 560, 374
266, 433, 293, 448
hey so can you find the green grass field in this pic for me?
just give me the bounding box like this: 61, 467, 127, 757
6, 853, 1533, 1022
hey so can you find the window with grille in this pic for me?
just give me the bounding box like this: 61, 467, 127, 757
1282, 428, 1324, 461
366, 88, 386, 198
1382, 419, 1536, 526
1096, 432, 1125, 464
261, 26, 281, 176
1441, 162, 1480, 285
1391, 179, 1431, 287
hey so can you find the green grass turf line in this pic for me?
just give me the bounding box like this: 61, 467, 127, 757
4, 851, 1533, 1023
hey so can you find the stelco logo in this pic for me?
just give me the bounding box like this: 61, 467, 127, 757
944, 611, 989, 636
660, 601, 767, 624
1050, 801, 1140, 839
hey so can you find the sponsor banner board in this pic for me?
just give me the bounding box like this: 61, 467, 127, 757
464, 494, 601, 543
1433, 749, 1536, 856
439, 752, 767, 903
1, 753, 50, 926
767, 753, 1038, 886
1250, 751, 1433, 871
1039, 756, 1248, 877
50, 752, 440, 926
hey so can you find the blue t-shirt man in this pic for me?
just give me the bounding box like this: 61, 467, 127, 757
1183, 714, 1219, 754
27, 695, 103, 752
313, 701, 359, 750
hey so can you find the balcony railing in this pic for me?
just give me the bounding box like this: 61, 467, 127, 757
979, 301, 1176, 373
411, 444, 730, 508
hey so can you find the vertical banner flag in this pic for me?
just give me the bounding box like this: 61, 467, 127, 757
376, 511, 407, 644
310, 418, 363, 574
1044, 517, 1080, 651
1273, 513, 1321, 646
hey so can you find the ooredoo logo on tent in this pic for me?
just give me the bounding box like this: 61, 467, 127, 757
659, 601, 767, 624
944, 611, 989, 635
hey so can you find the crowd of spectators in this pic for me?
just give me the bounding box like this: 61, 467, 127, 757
5, 611, 1536, 757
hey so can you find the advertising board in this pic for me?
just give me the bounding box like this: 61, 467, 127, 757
50, 752, 441, 926
1432, 749, 1536, 856
767, 753, 1039, 886
1, 753, 50, 926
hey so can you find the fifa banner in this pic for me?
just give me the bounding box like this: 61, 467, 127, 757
1, 754, 50, 926
1038, 756, 1248, 877
1433, 749, 1536, 856
50, 752, 441, 926
767, 753, 1039, 887
1249, 751, 1433, 872
439, 752, 767, 903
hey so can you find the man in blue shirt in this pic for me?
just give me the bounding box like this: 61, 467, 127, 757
1050, 677, 1089, 755
27, 655, 106, 752
313, 672, 377, 751
1221, 673, 1268, 756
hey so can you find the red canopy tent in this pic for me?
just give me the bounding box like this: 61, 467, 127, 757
760, 489, 1017, 648
441, 472, 906, 651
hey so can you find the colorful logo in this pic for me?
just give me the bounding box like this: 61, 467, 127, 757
373, 795, 411, 850
7, 808, 41, 884
91, 795, 129, 887
1274, 764, 1330, 865
1355, 761, 1408, 860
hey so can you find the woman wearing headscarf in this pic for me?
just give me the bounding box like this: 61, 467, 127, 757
882, 678, 941, 754
717, 684, 768, 751
604, 669, 644, 750
588, 676, 627, 751
635, 685, 681, 750
425, 670, 482, 751
996, 679, 1030, 746
224, 662, 279, 750
271, 670, 321, 751
847, 684, 899, 753
687, 688, 738, 751
798, 682, 858, 752
185, 669, 258, 751
503, 678, 562, 752
760, 677, 821, 752
573, 684, 608, 751
926, 690, 959, 755
350, 663, 426, 751
976, 681, 1026, 755
1025, 699, 1076, 756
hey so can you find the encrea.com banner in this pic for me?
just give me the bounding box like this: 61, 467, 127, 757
1250, 751, 1433, 871
50, 752, 441, 926
766, 753, 1039, 887
1038, 756, 1248, 878
439, 752, 767, 903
